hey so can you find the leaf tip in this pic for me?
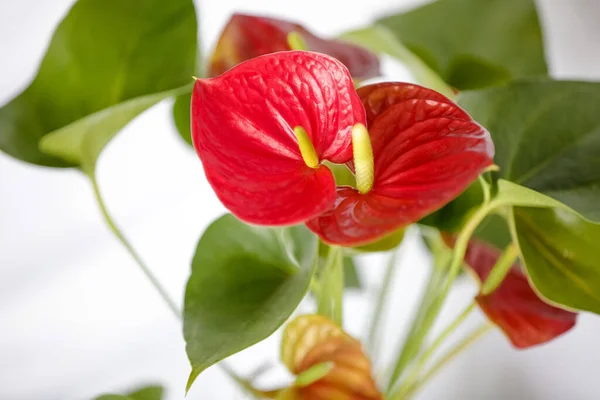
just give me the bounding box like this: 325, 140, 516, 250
185, 367, 203, 394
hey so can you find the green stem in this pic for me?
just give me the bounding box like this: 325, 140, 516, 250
439, 201, 498, 298
481, 243, 518, 295
400, 324, 492, 399
394, 302, 476, 397
317, 245, 344, 325
393, 237, 518, 398
91, 176, 254, 395
387, 201, 497, 395
366, 249, 399, 360
385, 243, 450, 391
91, 176, 180, 318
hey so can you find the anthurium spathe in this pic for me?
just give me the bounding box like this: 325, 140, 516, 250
307, 83, 495, 245
280, 315, 382, 400
461, 238, 577, 348
192, 51, 366, 225
208, 13, 380, 80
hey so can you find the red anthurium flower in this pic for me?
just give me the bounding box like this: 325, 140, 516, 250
208, 13, 380, 80
460, 237, 577, 349
306, 83, 494, 245
192, 51, 366, 225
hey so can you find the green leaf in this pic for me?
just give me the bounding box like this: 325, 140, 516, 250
172, 92, 193, 147
510, 206, 600, 314
377, 0, 547, 90
183, 215, 318, 390
460, 80, 600, 222
94, 385, 163, 400
341, 26, 454, 98
40, 86, 190, 175
127, 386, 164, 400
488, 180, 600, 314
0, 0, 197, 169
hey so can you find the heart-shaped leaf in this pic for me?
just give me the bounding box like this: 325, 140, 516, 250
183, 215, 318, 390
488, 180, 600, 315
376, 0, 547, 90
510, 206, 600, 314
0, 0, 197, 171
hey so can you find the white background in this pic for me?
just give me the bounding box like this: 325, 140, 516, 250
1, 0, 600, 399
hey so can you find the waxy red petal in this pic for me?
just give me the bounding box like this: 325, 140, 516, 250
307, 83, 494, 245
462, 238, 577, 349
192, 51, 365, 225
208, 13, 380, 80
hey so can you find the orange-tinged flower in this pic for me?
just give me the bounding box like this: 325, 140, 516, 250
280, 315, 382, 400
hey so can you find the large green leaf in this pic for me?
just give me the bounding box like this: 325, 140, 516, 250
425, 179, 600, 314
0, 0, 197, 169
510, 207, 600, 314
460, 80, 600, 222
183, 215, 318, 390
95, 385, 163, 400
490, 181, 600, 314
378, 0, 547, 90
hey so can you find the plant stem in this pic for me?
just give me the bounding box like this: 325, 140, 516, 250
400, 324, 492, 399
385, 242, 450, 392
91, 176, 254, 395
395, 302, 476, 397
366, 249, 399, 360
481, 243, 518, 295
387, 201, 498, 395
317, 245, 344, 325
91, 176, 180, 318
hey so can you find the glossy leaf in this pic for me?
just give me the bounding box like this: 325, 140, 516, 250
183, 215, 318, 389
307, 82, 494, 245
281, 315, 382, 400
511, 207, 600, 314
95, 385, 164, 400
378, 0, 547, 90
208, 14, 380, 79
443, 179, 600, 315
0, 0, 197, 169
192, 51, 365, 226
460, 238, 577, 348
460, 80, 600, 222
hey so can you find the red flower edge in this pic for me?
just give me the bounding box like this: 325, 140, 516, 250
307, 83, 495, 246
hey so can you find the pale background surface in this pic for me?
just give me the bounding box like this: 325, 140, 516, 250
1, 0, 600, 399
